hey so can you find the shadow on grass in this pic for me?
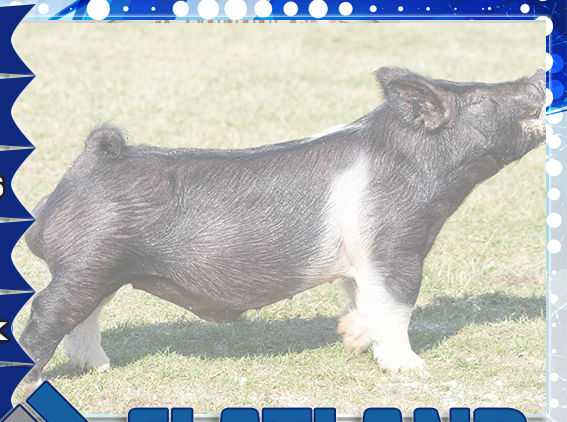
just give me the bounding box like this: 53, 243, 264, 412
107, 314, 341, 362
43, 292, 545, 379
410, 292, 545, 353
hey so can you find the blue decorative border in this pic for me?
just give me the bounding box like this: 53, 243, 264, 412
0, 1, 565, 421
0, 4, 36, 421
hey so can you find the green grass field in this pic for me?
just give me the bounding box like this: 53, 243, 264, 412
11, 22, 546, 415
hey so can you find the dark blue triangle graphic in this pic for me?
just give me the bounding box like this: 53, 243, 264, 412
0, 148, 34, 219
0, 5, 34, 76
0, 77, 35, 148
0, 294, 34, 365
0, 5, 36, 420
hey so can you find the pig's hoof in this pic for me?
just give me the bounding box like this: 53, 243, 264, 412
372, 344, 424, 374
18, 376, 43, 396
69, 349, 111, 372
74, 349, 111, 372
63, 337, 111, 373
337, 311, 370, 355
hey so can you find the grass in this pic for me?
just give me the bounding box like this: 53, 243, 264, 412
10, 22, 546, 415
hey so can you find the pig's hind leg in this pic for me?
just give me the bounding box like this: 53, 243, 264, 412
62, 292, 116, 372
19, 277, 118, 389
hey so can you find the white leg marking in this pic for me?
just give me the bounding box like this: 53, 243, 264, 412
62, 293, 115, 372
306, 157, 372, 284
341, 278, 357, 303
311, 157, 423, 372
351, 264, 423, 373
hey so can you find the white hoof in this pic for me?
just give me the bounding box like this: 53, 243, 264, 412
372, 343, 424, 374
17, 376, 43, 398
62, 335, 111, 372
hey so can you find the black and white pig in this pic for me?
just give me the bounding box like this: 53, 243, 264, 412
20, 67, 546, 387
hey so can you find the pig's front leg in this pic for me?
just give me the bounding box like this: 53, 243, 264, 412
338, 261, 424, 373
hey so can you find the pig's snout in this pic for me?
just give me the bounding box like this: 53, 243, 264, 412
530, 67, 545, 86
529, 67, 546, 105
519, 70, 547, 146
515, 68, 546, 125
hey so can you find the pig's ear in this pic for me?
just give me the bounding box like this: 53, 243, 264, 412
373, 67, 453, 131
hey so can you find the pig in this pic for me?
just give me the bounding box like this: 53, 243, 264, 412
20, 67, 546, 388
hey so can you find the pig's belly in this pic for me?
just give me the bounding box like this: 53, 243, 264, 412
190, 308, 245, 323
130, 274, 304, 323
